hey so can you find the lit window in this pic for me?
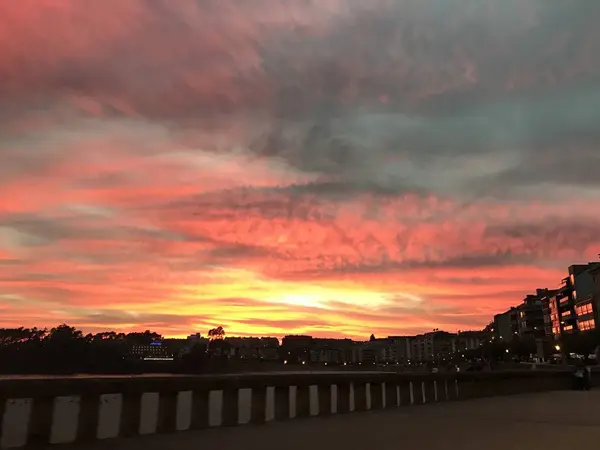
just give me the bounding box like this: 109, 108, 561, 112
576, 303, 593, 317
573, 290, 577, 300
579, 319, 596, 331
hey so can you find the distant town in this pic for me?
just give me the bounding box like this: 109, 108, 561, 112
1, 261, 599, 375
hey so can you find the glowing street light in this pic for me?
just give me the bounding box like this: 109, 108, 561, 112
555, 345, 561, 352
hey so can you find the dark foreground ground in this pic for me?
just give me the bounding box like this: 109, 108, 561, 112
75, 390, 600, 450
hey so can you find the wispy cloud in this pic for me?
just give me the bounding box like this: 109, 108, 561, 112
1, 0, 599, 338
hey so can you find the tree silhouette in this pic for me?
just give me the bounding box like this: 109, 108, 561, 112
0, 325, 182, 374
126, 330, 162, 345
208, 326, 225, 340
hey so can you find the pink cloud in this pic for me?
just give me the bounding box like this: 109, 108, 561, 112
1, 1, 600, 338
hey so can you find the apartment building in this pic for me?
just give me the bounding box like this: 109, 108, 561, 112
411, 331, 456, 362
519, 289, 550, 340
388, 336, 412, 363
494, 307, 520, 342
548, 263, 600, 337
455, 330, 487, 352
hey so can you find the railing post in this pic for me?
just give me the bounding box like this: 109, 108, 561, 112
250, 387, 268, 424
423, 380, 435, 404
27, 396, 55, 446
337, 383, 351, 413
353, 382, 367, 411
370, 383, 384, 410
0, 397, 6, 443
398, 382, 412, 406
156, 391, 179, 433
190, 390, 209, 430
385, 382, 398, 408
318, 384, 332, 416
296, 385, 311, 418
274, 386, 290, 421
76, 393, 101, 442
221, 389, 239, 426
452, 379, 460, 400
120, 392, 143, 438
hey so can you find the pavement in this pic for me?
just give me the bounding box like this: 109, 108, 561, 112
75, 390, 600, 450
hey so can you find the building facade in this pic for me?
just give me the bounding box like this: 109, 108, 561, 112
411, 331, 456, 362
519, 289, 550, 340
455, 331, 486, 352
494, 307, 520, 342
388, 336, 412, 363
548, 263, 600, 337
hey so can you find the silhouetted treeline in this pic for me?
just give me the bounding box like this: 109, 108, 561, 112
0, 324, 219, 375
1, 325, 149, 374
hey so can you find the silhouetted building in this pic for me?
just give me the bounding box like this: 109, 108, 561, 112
219, 337, 280, 360
494, 308, 520, 342
411, 331, 456, 362
542, 294, 553, 337
281, 335, 312, 363
127, 341, 173, 361
309, 338, 355, 364
519, 289, 550, 340
455, 331, 486, 352
388, 336, 412, 362
591, 264, 600, 323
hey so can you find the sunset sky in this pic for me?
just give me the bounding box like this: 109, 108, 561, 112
1, 1, 600, 339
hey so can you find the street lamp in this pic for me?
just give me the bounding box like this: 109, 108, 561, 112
555, 345, 561, 352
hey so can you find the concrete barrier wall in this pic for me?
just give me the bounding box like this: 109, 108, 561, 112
0, 371, 571, 448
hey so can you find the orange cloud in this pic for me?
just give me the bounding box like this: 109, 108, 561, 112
1, 1, 600, 338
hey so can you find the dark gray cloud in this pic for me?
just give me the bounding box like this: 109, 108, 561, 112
0, 212, 187, 246
485, 220, 600, 254
2, 0, 600, 201
293, 253, 534, 279
1, 0, 600, 336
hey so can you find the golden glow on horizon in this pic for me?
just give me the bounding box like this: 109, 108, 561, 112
1, 1, 600, 340
178, 268, 418, 310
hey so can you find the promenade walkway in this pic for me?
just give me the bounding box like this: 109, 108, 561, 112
76, 390, 599, 450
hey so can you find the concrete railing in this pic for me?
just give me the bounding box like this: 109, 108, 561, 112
0, 371, 574, 448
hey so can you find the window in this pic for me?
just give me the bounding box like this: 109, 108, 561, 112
563, 325, 574, 332
579, 319, 595, 331
576, 303, 593, 317
572, 290, 577, 300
